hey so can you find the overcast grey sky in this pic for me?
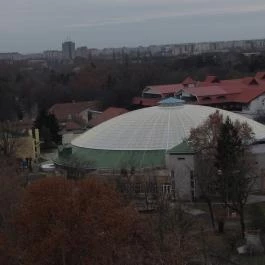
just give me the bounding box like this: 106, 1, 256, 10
0, 0, 265, 53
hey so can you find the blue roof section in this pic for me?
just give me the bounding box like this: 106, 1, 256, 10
158, 97, 185, 106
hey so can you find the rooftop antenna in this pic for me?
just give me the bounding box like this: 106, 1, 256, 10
65, 36, 71, 42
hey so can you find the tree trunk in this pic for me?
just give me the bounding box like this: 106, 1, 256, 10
239, 206, 245, 239
61, 246, 66, 265
206, 198, 215, 230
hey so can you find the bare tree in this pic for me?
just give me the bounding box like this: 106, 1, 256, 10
188, 111, 223, 230
189, 111, 256, 238
194, 154, 217, 230
216, 117, 257, 238
154, 195, 199, 264
0, 155, 23, 265
64, 158, 96, 179
0, 121, 20, 156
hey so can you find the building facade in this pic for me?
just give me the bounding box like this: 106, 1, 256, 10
133, 72, 265, 118
62, 41, 75, 60
166, 140, 265, 201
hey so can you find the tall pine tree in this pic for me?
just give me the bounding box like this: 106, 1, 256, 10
35, 109, 61, 145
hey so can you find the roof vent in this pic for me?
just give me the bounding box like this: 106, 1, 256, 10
158, 97, 185, 107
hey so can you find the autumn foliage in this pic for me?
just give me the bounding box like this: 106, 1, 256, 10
14, 177, 159, 265
189, 110, 254, 155
188, 111, 256, 238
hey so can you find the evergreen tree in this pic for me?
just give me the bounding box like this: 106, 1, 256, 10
35, 109, 61, 145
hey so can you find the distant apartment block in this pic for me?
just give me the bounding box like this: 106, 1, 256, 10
2, 37, 265, 63
107, 38, 265, 58
75, 46, 89, 58
158, 38, 265, 57
23, 53, 44, 60
80, 38, 265, 59
0, 52, 23, 61
62, 41, 75, 60
43, 50, 62, 61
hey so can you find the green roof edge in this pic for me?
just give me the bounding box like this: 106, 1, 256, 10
168, 140, 195, 155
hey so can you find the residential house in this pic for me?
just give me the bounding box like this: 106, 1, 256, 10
133, 72, 265, 118
16, 128, 40, 162
49, 101, 101, 145
0, 120, 40, 161
132, 83, 185, 107
176, 72, 265, 118
88, 107, 128, 127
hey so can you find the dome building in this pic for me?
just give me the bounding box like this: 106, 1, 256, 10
56, 98, 265, 171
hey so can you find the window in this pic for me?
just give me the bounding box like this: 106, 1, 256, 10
143, 93, 161, 99
170, 170, 175, 180
202, 96, 211, 101
178, 157, 185, 160
162, 184, 171, 194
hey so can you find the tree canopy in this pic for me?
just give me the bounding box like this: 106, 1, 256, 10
14, 177, 156, 265
34, 109, 61, 144
189, 111, 256, 237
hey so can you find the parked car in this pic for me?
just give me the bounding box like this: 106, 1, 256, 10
40, 162, 55, 172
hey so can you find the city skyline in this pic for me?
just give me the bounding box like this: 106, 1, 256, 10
1, 37, 265, 59
0, 0, 265, 53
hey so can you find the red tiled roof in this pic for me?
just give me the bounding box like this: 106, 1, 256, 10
242, 77, 259, 85
132, 97, 160, 107
89, 107, 128, 127
49, 101, 100, 122
234, 88, 265, 103
194, 86, 265, 104
219, 79, 245, 86
185, 86, 233, 97
65, 121, 84, 131
196, 94, 238, 104
136, 72, 265, 107
256, 72, 265, 80
144, 84, 183, 95
185, 75, 265, 104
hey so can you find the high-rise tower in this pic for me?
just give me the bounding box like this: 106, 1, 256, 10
62, 41, 75, 60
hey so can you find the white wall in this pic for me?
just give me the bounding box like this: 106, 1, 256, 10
242, 93, 265, 116
165, 154, 195, 201
62, 132, 82, 145
165, 145, 265, 200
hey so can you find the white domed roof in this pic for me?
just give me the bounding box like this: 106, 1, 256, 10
72, 103, 265, 151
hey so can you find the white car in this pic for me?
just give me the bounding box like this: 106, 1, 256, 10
40, 162, 56, 172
